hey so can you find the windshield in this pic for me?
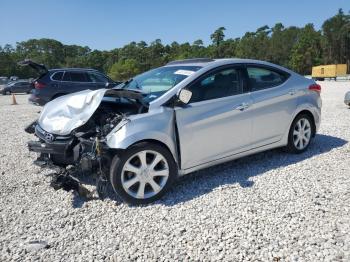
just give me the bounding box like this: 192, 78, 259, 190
120, 65, 202, 102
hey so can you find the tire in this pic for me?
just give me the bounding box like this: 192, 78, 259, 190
3, 90, 10, 95
286, 114, 314, 154
110, 142, 177, 205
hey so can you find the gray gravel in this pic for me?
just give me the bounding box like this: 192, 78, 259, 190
1, 82, 350, 261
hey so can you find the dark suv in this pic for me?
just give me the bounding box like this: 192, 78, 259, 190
19, 60, 120, 106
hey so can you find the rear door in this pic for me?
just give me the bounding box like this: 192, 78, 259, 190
175, 65, 253, 169
11, 82, 27, 92
61, 71, 96, 93
11, 82, 22, 92
19, 82, 30, 92
50, 71, 64, 89
245, 65, 295, 147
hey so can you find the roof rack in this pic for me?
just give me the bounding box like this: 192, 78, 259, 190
166, 58, 214, 65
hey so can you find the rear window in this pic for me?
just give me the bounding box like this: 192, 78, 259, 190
247, 67, 288, 91
51, 72, 63, 81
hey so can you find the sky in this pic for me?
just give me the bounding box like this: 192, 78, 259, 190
0, 0, 349, 51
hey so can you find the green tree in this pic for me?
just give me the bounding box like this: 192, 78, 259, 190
108, 59, 140, 81
210, 27, 226, 57
210, 27, 226, 46
289, 24, 323, 74
0, 9, 349, 79
268, 24, 300, 67
322, 8, 350, 69
236, 26, 270, 60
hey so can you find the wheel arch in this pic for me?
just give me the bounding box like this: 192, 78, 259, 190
131, 139, 174, 155
281, 105, 320, 146
294, 109, 316, 137
106, 131, 179, 165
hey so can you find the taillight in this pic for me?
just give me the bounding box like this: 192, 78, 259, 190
34, 81, 46, 89
308, 83, 321, 93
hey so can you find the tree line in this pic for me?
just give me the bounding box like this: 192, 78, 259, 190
0, 9, 349, 81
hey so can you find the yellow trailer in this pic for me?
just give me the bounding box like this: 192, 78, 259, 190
312, 64, 347, 80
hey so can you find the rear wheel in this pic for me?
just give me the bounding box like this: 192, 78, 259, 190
286, 114, 314, 153
110, 142, 177, 205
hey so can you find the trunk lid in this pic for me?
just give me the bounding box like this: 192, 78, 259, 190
18, 59, 48, 75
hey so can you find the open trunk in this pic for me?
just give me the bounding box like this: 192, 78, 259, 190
18, 59, 48, 76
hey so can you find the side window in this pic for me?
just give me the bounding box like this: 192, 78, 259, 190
52, 72, 63, 81
189, 68, 242, 103
88, 72, 108, 83
62, 72, 71, 81
247, 67, 287, 91
69, 72, 88, 82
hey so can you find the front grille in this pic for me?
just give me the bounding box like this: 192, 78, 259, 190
35, 125, 72, 143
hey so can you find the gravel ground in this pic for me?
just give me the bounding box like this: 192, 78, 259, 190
0, 82, 350, 261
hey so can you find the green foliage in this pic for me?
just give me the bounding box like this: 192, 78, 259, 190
322, 8, 350, 68
108, 59, 140, 81
0, 9, 349, 79
289, 24, 323, 74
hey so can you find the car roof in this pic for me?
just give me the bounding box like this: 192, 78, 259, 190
165, 58, 293, 73
49, 68, 100, 72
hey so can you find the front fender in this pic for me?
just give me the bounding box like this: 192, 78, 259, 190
105, 108, 178, 163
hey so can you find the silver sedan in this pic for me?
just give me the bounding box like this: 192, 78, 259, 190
28, 58, 322, 204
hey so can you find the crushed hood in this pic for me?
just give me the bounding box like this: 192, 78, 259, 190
38, 88, 146, 136
38, 89, 107, 135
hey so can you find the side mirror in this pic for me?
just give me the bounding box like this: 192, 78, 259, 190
105, 82, 110, 88
178, 89, 192, 104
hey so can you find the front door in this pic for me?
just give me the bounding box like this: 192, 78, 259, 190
175, 66, 253, 170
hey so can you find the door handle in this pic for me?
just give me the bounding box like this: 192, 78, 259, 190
234, 102, 250, 111
289, 89, 296, 95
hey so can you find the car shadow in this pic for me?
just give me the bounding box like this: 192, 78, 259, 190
67, 134, 346, 207
160, 134, 347, 206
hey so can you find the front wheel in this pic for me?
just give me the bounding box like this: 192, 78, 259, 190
110, 142, 177, 205
286, 114, 314, 153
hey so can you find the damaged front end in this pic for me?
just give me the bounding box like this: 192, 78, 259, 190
26, 88, 148, 198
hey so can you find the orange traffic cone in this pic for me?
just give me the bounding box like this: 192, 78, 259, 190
11, 94, 18, 105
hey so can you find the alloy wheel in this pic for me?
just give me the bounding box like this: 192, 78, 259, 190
121, 150, 169, 199
293, 118, 311, 150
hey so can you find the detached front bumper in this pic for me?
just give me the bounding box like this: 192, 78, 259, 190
28, 140, 73, 155
26, 124, 78, 166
